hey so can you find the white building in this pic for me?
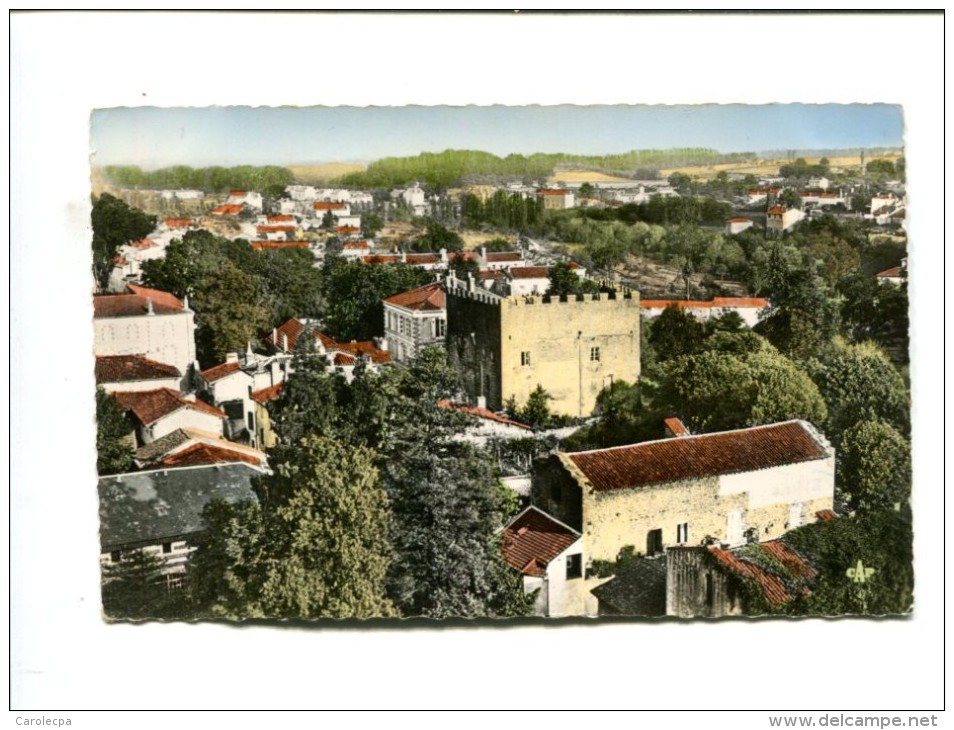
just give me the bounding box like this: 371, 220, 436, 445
95, 354, 182, 394
93, 283, 197, 390
766, 205, 805, 236
226, 190, 263, 210
501, 506, 584, 617
112, 388, 226, 444
639, 296, 770, 327
725, 217, 754, 235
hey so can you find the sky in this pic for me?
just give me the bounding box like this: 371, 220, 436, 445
90, 104, 904, 169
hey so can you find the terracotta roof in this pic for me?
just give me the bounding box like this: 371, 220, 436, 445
113, 389, 225, 426
342, 240, 370, 249
199, 361, 242, 383
767, 205, 788, 214
364, 254, 400, 264
536, 188, 570, 195
479, 268, 505, 280
875, 266, 902, 278
164, 217, 193, 228
268, 318, 390, 363
501, 507, 580, 577
230, 190, 246, 196
640, 296, 769, 309
815, 508, 837, 521
709, 540, 816, 606
251, 382, 284, 405
256, 224, 296, 233
725, 217, 752, 223
446, 251, 479, 261
95, 355, 181, 384
437, 399, 532, 431
266, 214, 294, 223
337, 338, 391, 364
336, 225, 360, 234
313, 201, 346, 210
270, 318, 307, 351
93, 284, 184, 318
405, 253, 440, 265
664, 417, 690, 437
130, 238, 157, 249
134, 428, 194, 463
563, 421, 829, 492
250, 240, 310, 251
508, 266, 549, 279
485, 252, 522, 262
334, 353, 356, 366
384, 282, 446, 311
211, 203, 244, 215
159, 441, 264, 468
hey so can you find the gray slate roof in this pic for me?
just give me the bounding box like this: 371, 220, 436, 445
590, 554, 668, 616
133, 429, 193, 464
98, 463, 263, 551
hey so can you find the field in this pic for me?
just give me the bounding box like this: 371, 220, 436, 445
548, 170, 638, 183
660, 152, 903, 180
287, 162, 366, 184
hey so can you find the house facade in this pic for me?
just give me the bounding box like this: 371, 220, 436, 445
445, 274, 640, 418
383, 282, 447, 363
766, 205, 805, 236
501, 506, 584, 617
532, 420, 835, 564
93, 283, 197, 390
95, 354, 182, 394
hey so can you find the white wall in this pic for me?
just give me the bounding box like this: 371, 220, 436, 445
718, 454, 835, 509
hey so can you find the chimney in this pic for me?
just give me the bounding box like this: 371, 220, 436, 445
270, 359, 281, 384
281, 333, 289, 353
145, 297, 154, 315
182, 294, 190, 311
272, 327, 277, 348
476, 395, 487, 410
480, 246, 487, 261
375, 337, 389, 352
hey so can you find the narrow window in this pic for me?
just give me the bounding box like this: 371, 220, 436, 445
590, 346, 600, 362
677, 522, 689, 543
521, 351, 531, 366
646, 528, 663, 556
566, 554, 582, 580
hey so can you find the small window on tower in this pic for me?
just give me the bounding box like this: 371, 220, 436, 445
521, 351, 531, 366
590, 346, 601, 362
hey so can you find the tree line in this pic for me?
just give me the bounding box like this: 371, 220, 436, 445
102, 164, 293, 193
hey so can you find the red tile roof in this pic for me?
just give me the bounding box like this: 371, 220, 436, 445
130, 238, 157, 249
251, 382, 284, 405
266, 214, 295, 223
509, 266, 550, 279
536, 188, 570, 195
405, 253, 440, 265
664, 417, 690, 437
199, 361, 242, 383
250, 240, 310, 251
268, 318, 390, 363
113, 389, 225, 425
639, 296, 769, 309
485, 252, 522, 262
313, 201, 346, 210
875, 266, 902, 279
501, 507, 580, 577
767, 205, 788, 214
815, 508, 837, 521
563, 421, 829, 492
336, 225, 360, 234
479, 268, 505, 280
364, 254, 400, 264
446, 251, 479, 261
725, 217, 752, 223
230, 190, 246, 196
334, 353, 356, 366
256, 224, 297, 234
211, 203, 244, 215
159, 442, 264, 468
342, 240, 370, 249
93, 284, 185, 318
339, 338, 391, 364
437, 399, 532, 431
95, 355, 181, 384
709, 540, 816, 606
384, 282, 446, 311
164, 217, 193, 228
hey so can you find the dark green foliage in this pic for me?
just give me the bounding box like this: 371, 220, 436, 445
101, 548, 190, 620
805, 340, 910, 442
102, 164, 293, 193
562, 380, 659, 451
774, 509, 913, 616
547, 261, 583, 296
95, 387, 134, 476
778, 188, 802, 210
647, 305, 705, 361
335, 148, 749, 188
654, 337, 827, 434
838, 273, 908, 361
141, 229, 323, 366
865, 158, 899, 176
321, 258, 433, 341
91, 193, 157, 289
462, 190, 543, 230
411, 219, 463, 253
837, 420, 911, 512
779, 157, 829, 179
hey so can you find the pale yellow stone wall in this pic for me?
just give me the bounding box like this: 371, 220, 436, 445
499, 293, 640, 417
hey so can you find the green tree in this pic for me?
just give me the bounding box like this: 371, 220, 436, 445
778, 188, 803, 210
806, 340, 910, 442
547, 261, 582, 296
102, 548, 188, 620
654, 338, 827, 434
522, 385, 553, 429
579, 182, 595, 198
91, 193, 157, 290
255, 435, 397, 618
96, 387, 134, 476
837, 420, 911, 512
361, 211, 384, 238
192, 261, 272, 364
647, 305, 705, 361
411, 219, 463, 253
